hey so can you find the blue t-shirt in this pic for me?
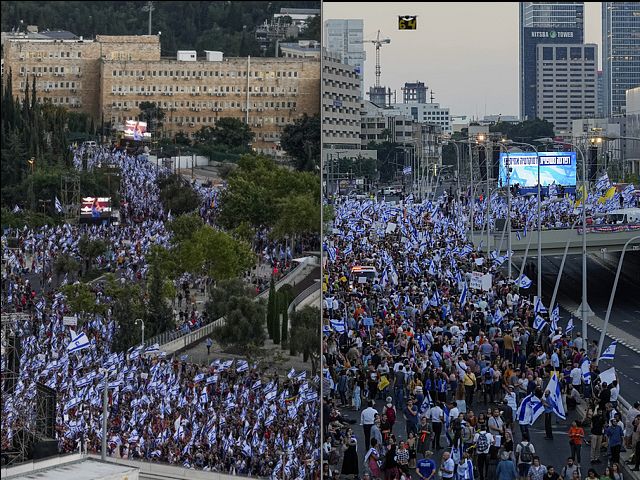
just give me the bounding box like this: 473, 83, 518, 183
417, 458, 437, 479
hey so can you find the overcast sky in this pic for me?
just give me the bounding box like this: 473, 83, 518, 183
323, 2, 602, 119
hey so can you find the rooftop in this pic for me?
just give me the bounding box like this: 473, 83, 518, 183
3, 457, 137, 480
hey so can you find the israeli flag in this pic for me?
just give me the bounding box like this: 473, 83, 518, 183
516, 231, 522, 241
55, 196, 63, 213
428, 260, 436, 276
411, 260, 421, 277
236, 360, 249, 373
599, 341, 617, 361
493, 308, 504, 325
516, 393, 544, 425
550, 305, 560, 331
145, 343, 160, 354
403, 165, 412, 175
459, 282, 468, 306
580, 357, 591, 385
329, 319, 346, 333
515, 274, 532, 289
566, 318, 574, 334
546, 373, 566, 420
429, 291, 440, 307
533, 314, 547, 332
535, 297, 547, 314
343, 243, 353, 256
67, 332, 90, 354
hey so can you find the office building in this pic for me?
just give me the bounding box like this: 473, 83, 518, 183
519, 2, 584, 120
3, 34, 319, 156
602, 2, 640, 116
536, 43, 597, 134
402, 82, 428, 104
322, 49, 361, 150
389, 102, 452, 134
324, 19, 365, 98
626, 87, 640, 176
597, 70, 605, 118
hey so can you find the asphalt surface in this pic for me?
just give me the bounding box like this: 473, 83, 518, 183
537, 253, 640, 402
332, 394, 600, 479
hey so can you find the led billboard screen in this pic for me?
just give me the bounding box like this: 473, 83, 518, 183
499, 152, 576, 190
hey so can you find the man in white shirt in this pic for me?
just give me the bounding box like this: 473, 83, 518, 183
569, 363, 582, 391
360, 401, 378, 451
473, 428, 494, 480
609, 380, 619, 408
439, 450, 455, 480
429, 402, 444, 450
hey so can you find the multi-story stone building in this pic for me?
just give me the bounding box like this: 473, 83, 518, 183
322, 49, 361, 150
3, 34, 319, 156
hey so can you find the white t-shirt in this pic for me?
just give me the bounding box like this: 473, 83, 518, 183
473, 431, 494, 454
430, 406, 444, 423
570, 367, 582, 386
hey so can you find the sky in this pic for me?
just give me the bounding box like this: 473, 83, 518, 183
323, 2, 602, 119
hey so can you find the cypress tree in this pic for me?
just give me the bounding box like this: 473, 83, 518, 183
280, 289, 289, 346
266, 277, 275, 338
272, 291, 280, 345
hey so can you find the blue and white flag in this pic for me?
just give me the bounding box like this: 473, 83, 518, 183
343, 243, 353, 256
459, 282, 468, 306
329, 319, 346, 333
566, 318, 574, 335
533, 314, 547, 332
55, 196, 63, 213
67, 332, 90, 354
516, 393, 544, 425
546, 372, 566, 420
516, 231, 522, 241
580, 357, 591, 385
599, 341, 617, 361
550, 305, 560, 331
515, 274, 532, 289
403, 165, 412, 175
534, 297, 547, 314
493, 308, 504, 325
13, 205, 21, 213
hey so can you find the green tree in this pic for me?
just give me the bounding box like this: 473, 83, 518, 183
53, 253, 80, 282
78, 235, 108, 273
145, 261, 174, 338
278, 284, 294, 346
61, 282, 106, 323
204, 278, 253, 321
280, 114, 320, 171
167, 213, 204, 243
158, 174, 200, 215
208, 117, 254, 150
105, 275, 145, 352
272, 291, 281, 345
266, 277, 276, 339
289, 306, 321, 375
212, 296, 266, 356
138, 101, 166, 133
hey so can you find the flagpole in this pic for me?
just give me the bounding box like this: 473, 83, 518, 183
101, 368, 108, 460
596, 235, 639, 363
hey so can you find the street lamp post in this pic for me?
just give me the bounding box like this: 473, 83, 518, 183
135, 318, 145, 346
100, 368, 108, 460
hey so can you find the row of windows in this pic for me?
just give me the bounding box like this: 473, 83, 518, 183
19, 81, 79, 90
110, 100, 297, 110
111, 69, 299, 78
21, 51, 81, 59
19, 65, 82, 74
109, 85, 298, 94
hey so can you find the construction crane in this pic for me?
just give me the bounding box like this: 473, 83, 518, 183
366, 30, 391, 88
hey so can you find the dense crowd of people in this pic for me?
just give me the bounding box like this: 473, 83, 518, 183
322, 184, 639, 480
1, 144, 320, 478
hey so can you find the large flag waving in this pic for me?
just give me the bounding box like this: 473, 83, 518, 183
599, 341, 617, 361
515, 274, 532, 289
459, 282, 468, 306
516, 393, 544, 425
67, 332, 90, 354
546, 373, 566, 420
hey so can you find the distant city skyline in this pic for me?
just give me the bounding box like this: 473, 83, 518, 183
323, 2, 602, 119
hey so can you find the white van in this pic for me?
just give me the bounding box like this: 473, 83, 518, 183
605, 208, 640, 225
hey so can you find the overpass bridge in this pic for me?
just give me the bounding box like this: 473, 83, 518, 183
469, 225, 640, 256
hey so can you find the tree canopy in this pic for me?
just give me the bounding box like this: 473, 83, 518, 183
280, 114, 320, 172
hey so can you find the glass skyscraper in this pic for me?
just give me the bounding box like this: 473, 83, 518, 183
602, 2, 640, 116
519, 2, 584, 120
324, 19, 365, 98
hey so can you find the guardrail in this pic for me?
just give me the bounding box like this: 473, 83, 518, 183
158, 256, 318, 354
287, 282, 320, 316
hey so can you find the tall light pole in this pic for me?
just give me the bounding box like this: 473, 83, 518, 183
100, 368, 109, 460
561, 140, 591, 343
142, 1, 154, 36
498, 140, 513, 280
596, 235, 640, 362
135, 318, 145, 346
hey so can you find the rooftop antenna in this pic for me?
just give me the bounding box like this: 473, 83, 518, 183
142, 1, 155, 36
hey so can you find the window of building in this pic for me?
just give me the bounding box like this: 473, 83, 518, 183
585, 47, 595, 61
570, 47, 582, 60
543, 47, 553, 60
556, 47, 567, 60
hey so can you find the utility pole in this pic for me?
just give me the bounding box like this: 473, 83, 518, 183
142, 1, 155, 36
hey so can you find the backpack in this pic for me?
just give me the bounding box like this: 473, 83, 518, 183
519, 443, 533, 463
386, 405, 396, 425
476, 433, 489, 453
